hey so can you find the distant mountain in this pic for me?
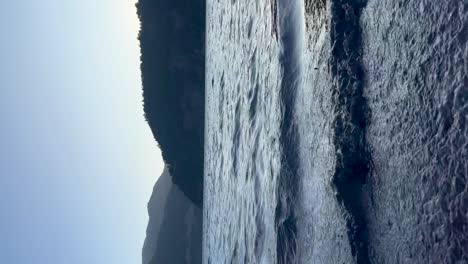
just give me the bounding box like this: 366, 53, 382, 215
143, 167, 202, 264
142, 167, 172, 264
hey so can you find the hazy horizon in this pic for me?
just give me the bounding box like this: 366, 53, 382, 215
0, 0, 164, 263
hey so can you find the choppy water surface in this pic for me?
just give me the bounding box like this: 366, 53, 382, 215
203, 0, 468, 263
204, 0, 283, 263
203, 0, 362, 262
204, 0, 313, 262
203, 0, 343, 261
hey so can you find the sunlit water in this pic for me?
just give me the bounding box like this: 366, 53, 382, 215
202, 0, 337, 262
204, 0, 283, 263
204, 0, 356, 263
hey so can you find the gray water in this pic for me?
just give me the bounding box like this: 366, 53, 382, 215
203, 0, 468, 263
203, 0, 340, 263
204, 0, 283, 262
203, 0, 351, 263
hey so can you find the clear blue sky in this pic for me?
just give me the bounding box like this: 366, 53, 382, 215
0, 0, 164, 263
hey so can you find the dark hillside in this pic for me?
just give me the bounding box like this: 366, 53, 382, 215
137, 0, 205, 207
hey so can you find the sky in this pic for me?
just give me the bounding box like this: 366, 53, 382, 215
0, 0, 164, 263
